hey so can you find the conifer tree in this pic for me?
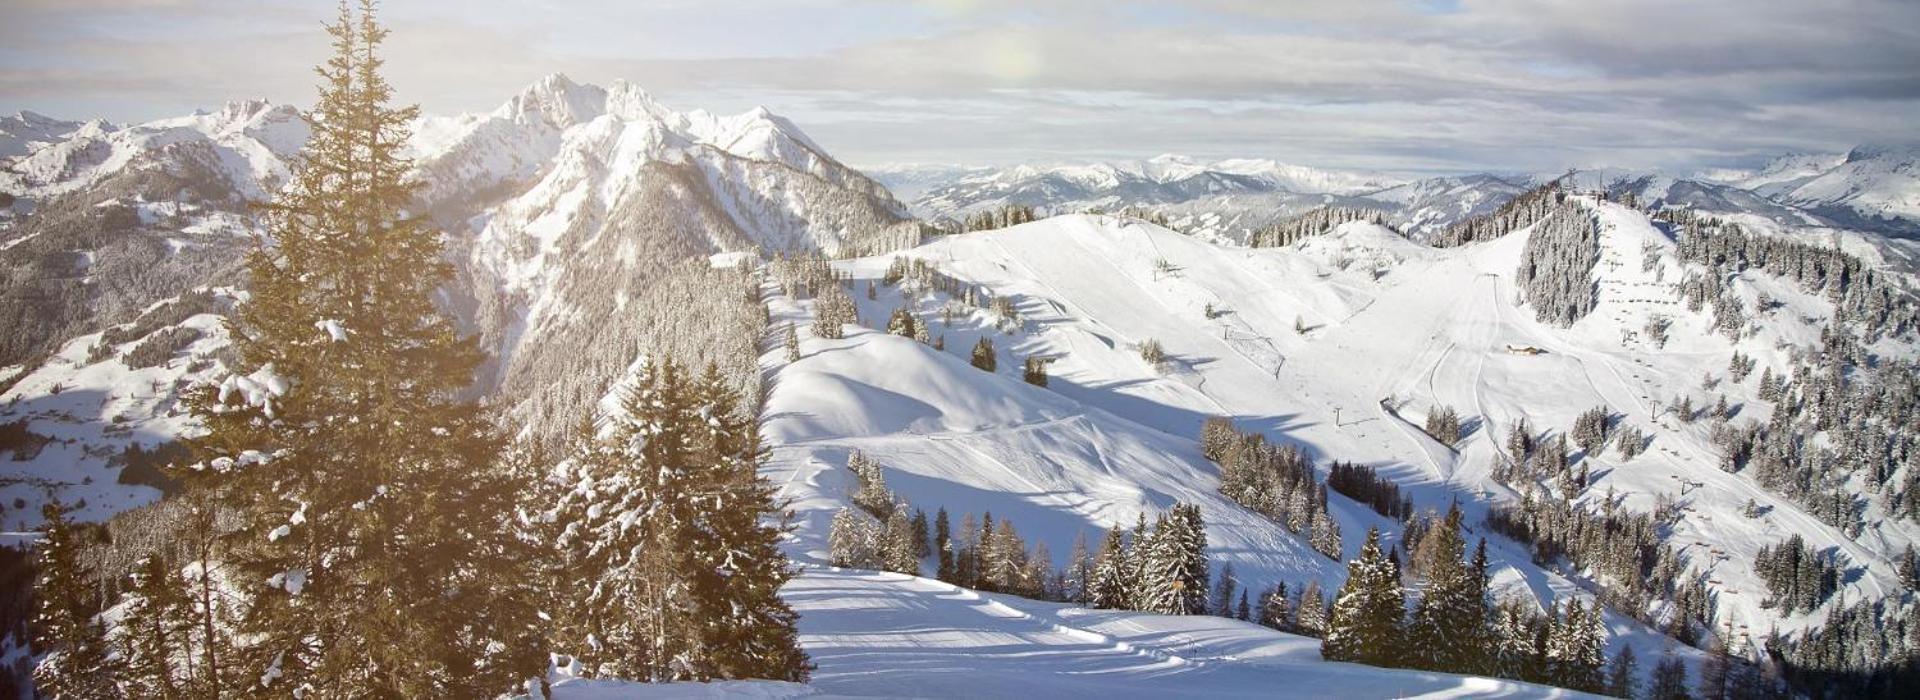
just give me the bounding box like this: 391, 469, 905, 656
885, 508, 920, 574
1258, 584, 1292, 632
911, 509, 931, 559
547, 361, 809, 682
115, 554, 190, 698
971, 337, 997, 372
32, 502, 116, 699
1236, 590, 1251, 621
935, 508, 956, 582
783, 322, 800, 362
175, 3, 541, 694
1213, 562, 1239, 618
1322, 528, 1405, 667
1064, 531, 1093, 605
1297, 580, 1328, 637
1088, 527, 1129, 609
1407, 505, 1485, 673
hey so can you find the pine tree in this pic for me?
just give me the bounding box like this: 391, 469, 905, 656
1322, 528, 1405, 667
1064, 531, 1093, 605
1297, 580, 1328, 637
32, 502, 116, 699
1698, 630, 1731, 700
547, 361, 809, 682
1022, 356, 1048, 387
116, 555, 189, 698
885, 508, 920, 574
174, 4, 541, 693
911, 508, 932, 559
886, 307, 917, 337
1088, 527, 1129, 609
830, 507, 882, 568
1258, 584, 1292, 632
935, 508, 956, 582
971, 337, 997, 372
1235, 590, 1251, 621
1407, 504, 1485, 673
783, 322, 800, 362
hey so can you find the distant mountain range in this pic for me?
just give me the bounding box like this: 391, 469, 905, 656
867, 147, 1920, 243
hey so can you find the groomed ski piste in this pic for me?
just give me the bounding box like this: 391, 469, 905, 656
573, 201, 1917, 698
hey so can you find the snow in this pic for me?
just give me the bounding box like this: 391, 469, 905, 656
315, 319, 349, 343
756, 208, 1918, 692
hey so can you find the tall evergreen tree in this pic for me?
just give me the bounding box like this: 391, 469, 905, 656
934, 508, 955, 582
115, 554, 190, 698
1407, 504, 1486, 673
31, 502, 116, 699
545, 361, 809, 682
1088, 527, 1129, 610
1296, 580, 1328, 637
175, 3, 540, 694
1322, 528, 1405, 667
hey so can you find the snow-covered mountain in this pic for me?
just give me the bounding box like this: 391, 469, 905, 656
1697, 148, 1920, 235
878, 155, 1397, 224
757, 204, 1918, 693
1, 73, 911, 439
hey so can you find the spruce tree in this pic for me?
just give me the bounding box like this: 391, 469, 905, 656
116, 554, 190, 698
971, 337, 997, 372
1407, 505, 1484, 673
783, 322, 800, 362
547, 361, 809, 682
935, 508, 955, 582
176, 3, 540, 694
1322, 528, 1405, 667
31, 502, 116, 699
1088, 527, 1129, 609
885, 508, 920, 574
911, 508, 931, 559
1213, 562, 1239, 618
1258, 584, 1292, 631
1297, 581, 1328, 637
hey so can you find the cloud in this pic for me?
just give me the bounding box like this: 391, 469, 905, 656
0, 0, 1914, 173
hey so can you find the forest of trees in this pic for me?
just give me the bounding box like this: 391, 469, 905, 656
962, 204, 1039, 232
1659, 209, 1920, 342
26, 5, 810, 695
1753, 535, 1839, 615
1201, 418, 1343, 559
1434, 179, 1567, 247
1512, 202, 1601, 326
1249, 207, 1396, 248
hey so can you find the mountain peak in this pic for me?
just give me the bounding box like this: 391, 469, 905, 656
497, 72, 607, 129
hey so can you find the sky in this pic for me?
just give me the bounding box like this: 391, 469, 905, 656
2, 0, 1916, 175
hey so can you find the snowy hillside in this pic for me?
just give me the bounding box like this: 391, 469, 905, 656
552, 568, 1592, 699
760, 206, 1920, 691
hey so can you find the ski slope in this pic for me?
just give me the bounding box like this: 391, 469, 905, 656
553, 567, 1591, 698
759, 207, 1919, 692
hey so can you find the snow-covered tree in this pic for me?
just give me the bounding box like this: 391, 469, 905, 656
544, 361, 809, 682
971, 337, 997, 372
783, 322, 800, 362
1322, 528, 1404, 667
1087, 527, 1129, 610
